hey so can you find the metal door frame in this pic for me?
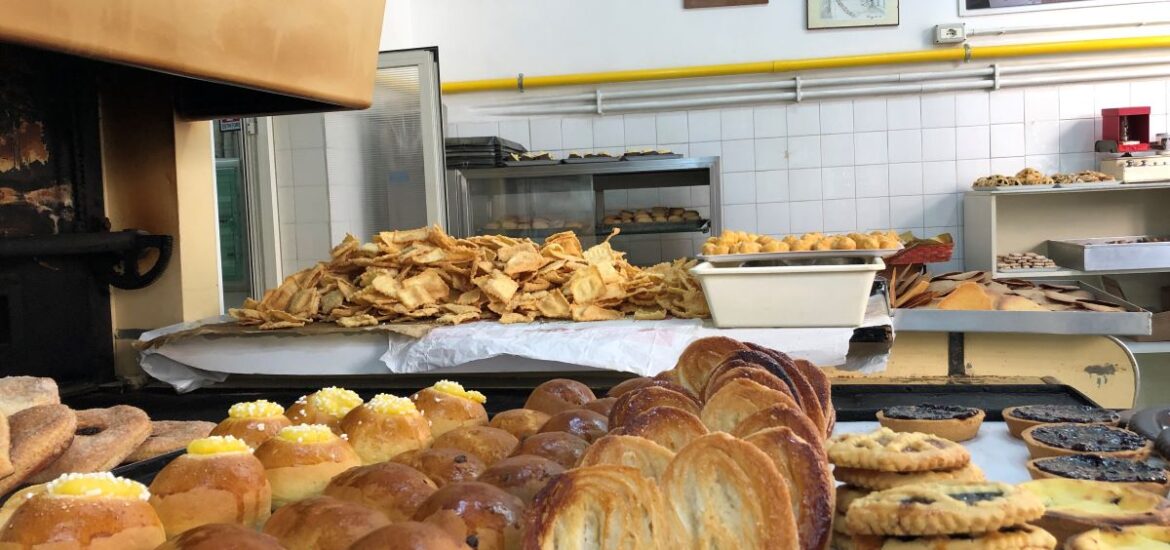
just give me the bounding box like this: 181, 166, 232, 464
377, 47, 447, 227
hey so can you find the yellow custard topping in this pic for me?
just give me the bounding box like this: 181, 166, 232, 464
187, 435, 253, 456
1021, 479, 1165, 517
367, 394, 419, 416
276, 424, 338, 444
228, 400, 285, 419
432, 380, 487, 404
307, 387, 363, 417
46, 473, 150, 501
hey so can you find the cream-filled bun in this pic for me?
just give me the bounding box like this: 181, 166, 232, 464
0, 472, 165, 550
410, 381, 488, 437
340, 394, 433, 465
209, 400, 291, 449
285, 387, 363, 433
253, 424, 361, 509
148, 436, 272, 537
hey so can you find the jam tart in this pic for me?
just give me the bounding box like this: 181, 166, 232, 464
1065, 525, 1170, 549
1026, 454, 1169, 496
844, 482, 1045, 536
1003, 405, 1120, 439
850, 524, 1057, 549
835, 463, 986, 491
828, 428, 971, 473
1021, 424, 1153, 460
877, 405, 985, 442
1020, 479, 1170, 546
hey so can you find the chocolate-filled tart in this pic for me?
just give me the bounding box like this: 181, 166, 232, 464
1022, 423, 1153, 460
876, 404, 985, 442
1026, 454, 1169, 495
1004, 405, 1120, 439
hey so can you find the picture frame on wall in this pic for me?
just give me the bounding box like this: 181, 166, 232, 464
961, 0, 1166, 16
684, 0, 767, 8
808, 0, 899, 29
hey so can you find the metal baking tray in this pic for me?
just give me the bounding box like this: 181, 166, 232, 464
502, 159, 560, 166
699, 248, 893, 266
602, 219, 709, 235
831, 383, 1099, 421
622, 153, 682, 161
892, 281, 1151, 335
563, 156, 621, 164
1048, 235, 1170, 272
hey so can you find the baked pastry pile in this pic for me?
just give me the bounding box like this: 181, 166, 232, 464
972, 168, 1113, 188
482, 217, 588, 231
602, 207, 702, 225
703, 230, 900, 255
892, 270, 1129, 312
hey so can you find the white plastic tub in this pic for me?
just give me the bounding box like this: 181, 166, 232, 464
690, 258, 885, 328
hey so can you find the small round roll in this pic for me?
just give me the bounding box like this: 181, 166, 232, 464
523, 379, 596, 415
412, 482, 525, 550
154, 523, 284, 550
324, 461, 437, 521
340, 394, 433, 464
477, 455, 565, 504
0, 473, 165, 550
210, 400, 291, 449
148, 436, 272, 537
584, 397, 617, 417
261, 495, 390, 550
431, 426, 519, 466
538, 408, 609, 443
254, 424, 362, 509
511, 432, 589, 469
285, 387, 363, 434
410, 381, 488, 437
391, 448, 487, 487
348, 522, 473, 550
488, 409, 550, 441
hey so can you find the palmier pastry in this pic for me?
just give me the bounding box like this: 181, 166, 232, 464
285, 387, 363, 433
745, 427, 833, 550
126, 420, 216, 463
154, 523, 284, 550
148, 436, 272, 536
477, 455, 565, 505
732, 404, 825, 454
538, 408, 608, 442
1022, 424, 1152, 460
616, 405, 708, 453
261, 495, 390, 550
410, 380, 488, 437
747, 346, 834, 433
341, 394, 433, 464
392, 448, 487, 487
0, 473, 165, 550
510, 431, 589, 469
577, 434, 675, 480
254, 424, 362, 508
674, 336, 749, 395
606, 377, 654, 398
583, 397, 617, 417
0, 376, 59, 417
431, 425, 518, 466
724, 349, 827, 435
1021, 479, 1170, 546
877, 404, 986, 442
524, 379, 596, 415
324, 461, 438, 521
349, 522, 473, 550
1027, 454, 1170, 495
487, 409, 549, 441
700, 378, 799, 434
607, 377, 700, 402
1004, 405, 1121, 439
703, 363, 797, 404
609, 386, 701, 428
412, 482, 525, 550
209, 400, 291, 449
0, 404, 75, 495
29, 405, 152, 483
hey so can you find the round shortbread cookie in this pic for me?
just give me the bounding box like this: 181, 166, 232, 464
850, 524, 1056, 549
834, 463, 986, 491
828, 428, 970, 473
845, 482, 1045, 537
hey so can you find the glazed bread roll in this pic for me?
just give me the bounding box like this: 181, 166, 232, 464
209, 400, 291, 449
583, 397, 617, 417
511, 431, 589, 469
477, 455, 565, 504
538, 408, 609, 442
431, 426, 519, 466
348, 522, 473, 550
285, 387, 363, 433
578, 434, 675, 480
340, 394, 433, 464
617, 405, 709, 453
324, 461, 438, 521
487, 409, 550, 441
148, 436, 272, 537
261, 495, 390, 550
609, 386, 701, 428
412, 482, 525, 550
410, 381, 489, 437
674, 336, 749, 396
0, 473, 165, 550
253, 424, 362, 508
154, 523, 284, 550
701, 378, 800, 434
732, 404, 826, 454
745, 427, 834, 550
392, 448, 487, 487
524, 379, 596, 415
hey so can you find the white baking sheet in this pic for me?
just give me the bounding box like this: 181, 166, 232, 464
835, 421, 1031, 484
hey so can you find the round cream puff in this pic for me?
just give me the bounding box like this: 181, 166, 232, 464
324, 461, 437, 521
410, 381, 488, 437
0, 472, 165, 550
340, 394, 433, 465
148, 435, 272, 537
253, 424, 362, 509
286, 387, 364, 433
209, 400, 291, 449
154, 523, 284, 550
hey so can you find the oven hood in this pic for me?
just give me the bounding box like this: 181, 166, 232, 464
0, 0, 387, 118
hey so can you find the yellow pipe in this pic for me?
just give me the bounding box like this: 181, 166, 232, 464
441, 35, 1170, 94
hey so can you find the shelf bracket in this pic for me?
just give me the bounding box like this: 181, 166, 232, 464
794, 76, 803, 103
992, 63, 1002, 91
595, 90, 604, 115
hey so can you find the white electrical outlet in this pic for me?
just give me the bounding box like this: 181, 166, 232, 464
934, 24, 967, 45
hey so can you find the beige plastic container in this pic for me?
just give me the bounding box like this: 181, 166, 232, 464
690, 258, 884, 328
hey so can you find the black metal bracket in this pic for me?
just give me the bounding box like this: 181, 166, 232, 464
947, 332, 966, 377
0, 230, 173, 290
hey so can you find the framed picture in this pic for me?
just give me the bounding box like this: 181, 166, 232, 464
961, 0, 1167, 16
684, 0, 767, 7
808, 0, 899, 29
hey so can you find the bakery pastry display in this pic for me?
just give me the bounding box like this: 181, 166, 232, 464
1021, 479, 1170, 546
0, 377, 59, 417
577, 434, 675, 480
411, 481, 525, 550
261, 495, 390, 550
608, 385, 701, 429
851, 524, 1057, 549
731, 404, 823, 455
348, 521, 474, 550
613, 405, 708, 453
876, 404, 986, 442
675, 336, 750, 395
893, 271, 1130, 313
476, 455, 565, 505
1065, 525, 1170, 549
483, 215, 588, 232
974, 168, 1113, 188
700, 378, 799, 434
845, 481, 1045, 537
125, 420, 216, 463
28, 405, 151, 483
153, 523, 284, 550
323, 461, 437, 521
285, 387, 363, 433
431, 425, 519, 466
0, 472, 165, 549
523, 379, 596, 415
0, 404, 76, 495
340, 393, 433, 464
148, 435, 272, 536
834, 463, 986, 492
391, 447, 487, 487
1021, 423, 1152, 460
998, 252, 1059, 271
409, 380, 488, 437
510, 431, 589, 469
1026, 454, 1169, 495
601, 207, 702, 226
537, 408, 609, 442
209, 400, 291, 449
1004, 405, 1122, 439
253, 424, 362, 508
486, 408, 550, 441
702, 230, 900, 256
829, 428, 972, 472
744, 427, 834, 550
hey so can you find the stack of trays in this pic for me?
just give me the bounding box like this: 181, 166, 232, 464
445, 136, 526, 169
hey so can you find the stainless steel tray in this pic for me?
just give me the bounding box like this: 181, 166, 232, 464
892, 281, 1151, 335
699, 248, 893, 266
1048, 235, 1170, 272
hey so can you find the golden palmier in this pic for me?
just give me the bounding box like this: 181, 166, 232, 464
261, 495, 389, 550
745, 427, 834, 550
578, 434, 675, 480
324, 461, 437, 521
608, 386, 701, 429
148, 436, 272, 537
253, 424, 361, 508
674, 336, 750, 396
340, 394, 433, 464
617, 405, 709, 453
700, 378, 799, 434
410, 381, 488, 437
732, 404, 826, 453
209, 400, 291, 449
